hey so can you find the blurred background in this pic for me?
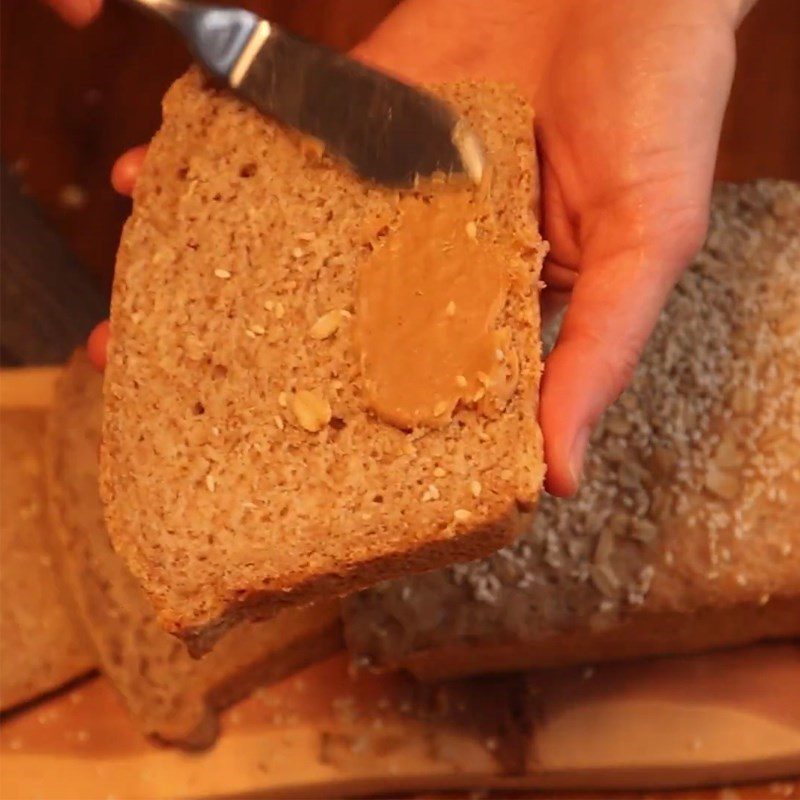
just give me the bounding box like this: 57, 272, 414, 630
2, 0, 798, 292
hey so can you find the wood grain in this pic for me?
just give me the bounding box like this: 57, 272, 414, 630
0, 366, 61, 408
1, 647, 798, 799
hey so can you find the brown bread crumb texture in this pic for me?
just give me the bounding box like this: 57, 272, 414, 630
101, 69, 545, 652
343, 181, 800, 679
49, 351, 341, 747
0, 407, 96, 712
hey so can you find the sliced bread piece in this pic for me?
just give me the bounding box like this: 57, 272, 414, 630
101, 69, 545, 653
343, 180, 800, 679
0, 406, 96, 712
47, 351, 342, 747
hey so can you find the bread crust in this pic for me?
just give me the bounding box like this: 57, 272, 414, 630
399, 598, 800, 680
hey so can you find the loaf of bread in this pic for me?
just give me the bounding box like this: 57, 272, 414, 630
343, 181, 800, 679
0, 407, 96, 712
101, 69, 546, 653
48, 351, 342, 747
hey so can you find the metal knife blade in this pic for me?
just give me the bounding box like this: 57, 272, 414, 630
229, 21, 485, 187
122, 1, 485, 187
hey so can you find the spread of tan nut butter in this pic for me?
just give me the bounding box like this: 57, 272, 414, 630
356, 189, 518, 430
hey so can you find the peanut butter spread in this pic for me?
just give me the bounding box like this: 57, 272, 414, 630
356, 190, 518, 430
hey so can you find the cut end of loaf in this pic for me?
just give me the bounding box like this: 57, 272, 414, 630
101, 69, 546, 651
0, 404, 96, 712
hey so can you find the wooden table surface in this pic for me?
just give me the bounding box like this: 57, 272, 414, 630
1, 643, 799, 799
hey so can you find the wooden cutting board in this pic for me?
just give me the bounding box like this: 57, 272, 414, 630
2, 646, 798, 799
0, 366, 60, 408
2, 368, 799, 798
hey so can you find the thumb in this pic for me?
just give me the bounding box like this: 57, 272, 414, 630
541, 192, 710, 497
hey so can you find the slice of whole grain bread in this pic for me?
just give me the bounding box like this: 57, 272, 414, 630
47, 351, 341, 747
101, 69, 545, 653
342, 181, 800, 679
0, 406, 96, 712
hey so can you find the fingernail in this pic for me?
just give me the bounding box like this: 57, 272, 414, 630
568, 425, 591, 489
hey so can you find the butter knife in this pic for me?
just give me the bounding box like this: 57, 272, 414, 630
120, 0, 485, 187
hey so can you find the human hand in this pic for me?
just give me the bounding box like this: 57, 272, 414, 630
92, 0, 756, 499
43, 0, 102, 26
354, 0, 755, 496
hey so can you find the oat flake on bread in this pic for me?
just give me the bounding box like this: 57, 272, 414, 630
100, 69, 546, 653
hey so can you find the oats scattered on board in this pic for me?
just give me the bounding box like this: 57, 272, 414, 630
291, 391, 331, 432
